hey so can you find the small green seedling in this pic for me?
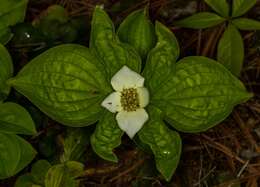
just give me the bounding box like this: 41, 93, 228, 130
174, 0, 260, 76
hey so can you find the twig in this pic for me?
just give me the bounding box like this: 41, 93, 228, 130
201, 27, 219, 56
79, 165, 120, 177
233, 111, 260, 153
201, 134, 259, 173
209, 24, 225, 57
212, 172, 260, 187
194, 166, 217, 186
237, 160, 250, 178
109, 158, 146, 182
197, 29, 202, 55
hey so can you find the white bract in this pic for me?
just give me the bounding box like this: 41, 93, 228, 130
101, 66, 149, 138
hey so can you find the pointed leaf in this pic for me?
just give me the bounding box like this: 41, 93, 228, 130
117, 9, 156, 59
31, 160, 51, 184
91, 111, 123, 162
15, 160, 50, 187
0, 44, 13, 100
60, 128, 90, 162
90, 6, 141, 79
45, 161, 84, 187
0, 0, 28, 26
0, 133, 36, 179
152, 56, 252, 132
217, 24, 244, 76
232, 18, 260, 30
15, 174, 39, 187
0, 102, 36, 135
65, 161, 85, 177
36, 5, 69, 24
8, 44, 110, 127
205, 0, 229, 17
0, 27, 13, 45
0, 0, 28, 44
139, 106, 182, 181
143, 21, 179, 95
174, 12, 225, 29
232, 0, 256, 18
45, 164, 75, 187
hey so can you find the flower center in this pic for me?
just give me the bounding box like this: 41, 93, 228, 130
120, 88, 140, 112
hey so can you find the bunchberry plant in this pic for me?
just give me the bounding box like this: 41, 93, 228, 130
174, 0, 260, 76
7, 6, 252, 181
15, 159, 84, 186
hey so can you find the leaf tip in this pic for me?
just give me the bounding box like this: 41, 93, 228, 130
6, 77, 15, 87
236, 90, 254, 104
158, 166, 175, 182
98, 151, 119, 163
31, 128, 38, 136
243, 92, 254, 102
94, 4, 105, 12
90, 135, 119, 163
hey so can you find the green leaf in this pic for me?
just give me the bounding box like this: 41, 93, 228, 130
31, 160, 51, 184
65, 161, 84, 177
0, 102, 36, 135
32, 5, 75, 43
139, 106, 182, 181
45, 161, 84, 187
0, 0, 28, 44
174, 12, 225, 29
204, 0, 229, 17
143, 21, 179, 95
0, 0, 28, 26
0, 133, 36, 179
152, 56, 252, 133
39, 5, 68, 23
91, 111, 123, 162
232, 18, 260, 30
90, 6, 141, 79
117, 8, 156, 59
15, 160, 50, 186
0, 27, 13, 45
232, 0, 256, 18
8, 44, 110, 127
15, 174, 41, 187
0, 43, 13, 100
60, 128, 90, 162
215, 171, 241, 187
217, 24, 244, 76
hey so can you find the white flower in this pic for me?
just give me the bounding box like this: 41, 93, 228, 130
101, 66, 149, 138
